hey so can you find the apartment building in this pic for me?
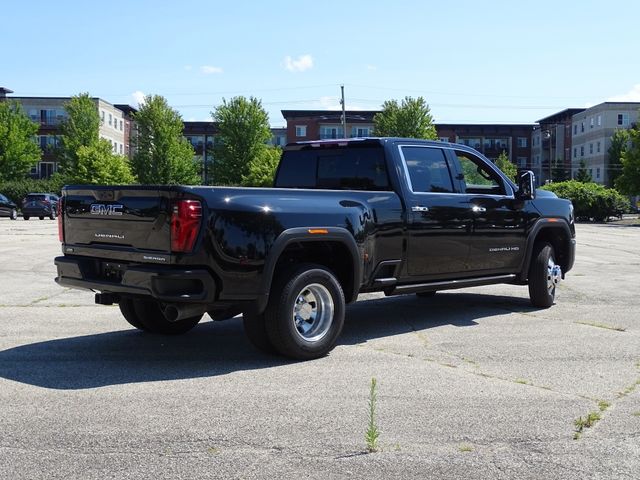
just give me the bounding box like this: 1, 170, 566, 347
281, 110, 375, 141
0, 88, 131, 178
569, 102, 640, 185
531, 108, 585, 184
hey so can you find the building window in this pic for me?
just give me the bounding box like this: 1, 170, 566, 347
351, 126, 372, 138
517, 137, 528, 148
589, 143, 593, 154
590, 118, 594, 128
618, 113, 630, 126
320, 125, 343, 139
119, 120, 123, 131
589, 168, 593, 177
573, 147, 577, 159
580, 146, 584, 157
119, 144, 123, 154
108, 113, 112, 126
101, 111, 105, 122
295, 125, 307, 137
597, 141, 601, 153
517, 157, 527, 168
596, 167, 600, 179
597, 115, 601, 126
581, 122, 584, 133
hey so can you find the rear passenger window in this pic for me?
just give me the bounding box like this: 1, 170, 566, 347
401, 146, 454, 193
275, 147, 390, 191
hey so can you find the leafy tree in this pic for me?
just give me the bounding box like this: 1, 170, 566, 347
551, 158, 569, 182
574, 159, 592, 183
615, 125, 640, 195
0, 101, 41, 180
241, 146, 282, 187
60, 93, 100, 177
494, 151, 517, 181
373, 96, 437, 139
67, 139, 135, 184
212, 96, 272, 185
132, 95, 199, 184
608, 129, 629, 188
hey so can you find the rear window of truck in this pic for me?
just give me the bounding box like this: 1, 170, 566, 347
275, 147, 390, 191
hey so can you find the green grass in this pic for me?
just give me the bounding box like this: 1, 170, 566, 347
365, 378, 380, 453
458, 444, 473, 452
574, 411, 602, 438
515, 378, 532, 385
598, 400, 611, 412
574, 321, 626, 332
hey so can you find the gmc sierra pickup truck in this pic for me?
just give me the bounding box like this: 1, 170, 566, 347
55, 138, 575, 360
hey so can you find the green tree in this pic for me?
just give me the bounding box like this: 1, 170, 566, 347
551, 158, 569, 182
60, 93, 100, 177
615, 126, 640, 195
67, 139, 135, 184
0, 101, 42, 180
608, 129, 629, 187
373, 96, 437, 139
574, 159, 592, 183
212, 96, 272, 185
132, 95, 199, 184
241, 146, 282, 187
494, 151, 517, 181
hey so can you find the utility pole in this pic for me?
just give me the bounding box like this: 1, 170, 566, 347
340, 85, 346, 138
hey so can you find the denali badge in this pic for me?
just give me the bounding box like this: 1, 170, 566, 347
90, 204, 124, 216
95, 233, 125, 240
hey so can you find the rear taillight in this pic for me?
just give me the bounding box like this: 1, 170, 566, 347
170, 200, 202, 253
58, 199, 64, 243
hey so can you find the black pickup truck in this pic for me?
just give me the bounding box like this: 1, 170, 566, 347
55, 138, 575, 359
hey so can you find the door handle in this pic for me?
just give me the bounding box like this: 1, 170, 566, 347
472, 206, 486, 213
411, 206, 429, 212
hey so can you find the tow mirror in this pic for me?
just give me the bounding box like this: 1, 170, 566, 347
517, 170, 536, 200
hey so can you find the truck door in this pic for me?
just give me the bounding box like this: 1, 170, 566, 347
451, 149, 526, 272
399, 145, 473, 277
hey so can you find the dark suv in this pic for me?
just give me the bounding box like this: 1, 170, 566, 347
22, 193, 59, 220
0, 193, 18, 220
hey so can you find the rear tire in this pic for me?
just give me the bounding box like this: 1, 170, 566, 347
39, 216, 44, 220
264, 264, 345, 360
132, 298, 202, 335
10, 209, 17, 220
242, 311, 277, 354
528, 243, 559, 308
118, 298, 149, 331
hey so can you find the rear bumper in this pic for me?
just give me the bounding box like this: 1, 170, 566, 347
54, 256, 217, 303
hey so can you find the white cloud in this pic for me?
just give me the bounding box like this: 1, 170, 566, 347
283, 54, 313, 72
608, 84, 640, 102
131, 91, 146, 107
201, 65, 223, 74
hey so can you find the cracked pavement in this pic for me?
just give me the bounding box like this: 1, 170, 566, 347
0, 220, 638, 479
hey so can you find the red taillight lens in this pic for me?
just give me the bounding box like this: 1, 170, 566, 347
171, 200, 202, 253
58, 199, 64, 243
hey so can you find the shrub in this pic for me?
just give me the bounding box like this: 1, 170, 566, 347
541, 180, 630, 221
0, 176, 66, 207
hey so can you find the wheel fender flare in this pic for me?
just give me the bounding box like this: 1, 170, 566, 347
257, 227, 362, 313
517, 218, 573, 282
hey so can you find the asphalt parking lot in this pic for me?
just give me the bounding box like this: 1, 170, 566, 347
0, 219, 638, 479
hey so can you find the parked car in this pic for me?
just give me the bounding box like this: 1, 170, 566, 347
22, 193, 59, 220
0, 193, 18, 220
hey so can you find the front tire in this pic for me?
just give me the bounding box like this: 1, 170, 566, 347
23, 215, 29, 220
10, 209, 17, 220
264, 264, 345, 360
528, 243, 560, 308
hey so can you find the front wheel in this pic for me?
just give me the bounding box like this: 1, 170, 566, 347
10, 209, 17, 220
264, 264, 345, 360
528, 243, 561, 308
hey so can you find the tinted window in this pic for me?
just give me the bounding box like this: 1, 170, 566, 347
455, 151, 505, 195
275, 147, 390, 191
401, 146, 454, 193
26, 195, 46, 201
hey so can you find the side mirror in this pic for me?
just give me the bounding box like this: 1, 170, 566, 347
517, 170, 536, 200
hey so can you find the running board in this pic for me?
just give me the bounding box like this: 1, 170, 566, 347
389, 274, 517, 295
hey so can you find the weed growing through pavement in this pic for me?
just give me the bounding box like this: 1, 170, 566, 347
365, 377, 380, 453
574, 411, 601, 439
598, 400, 611, 412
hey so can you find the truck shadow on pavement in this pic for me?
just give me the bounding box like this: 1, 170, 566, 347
0, 292, 536, 390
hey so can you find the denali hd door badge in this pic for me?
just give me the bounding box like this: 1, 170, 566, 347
90, 204, 124, 216
489, 246, 520, 252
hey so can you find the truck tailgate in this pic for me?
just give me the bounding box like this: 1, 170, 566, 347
63, 186, 172, 253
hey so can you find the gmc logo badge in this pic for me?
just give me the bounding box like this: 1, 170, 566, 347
90, 204, 124, 216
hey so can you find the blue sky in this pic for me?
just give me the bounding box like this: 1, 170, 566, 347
2, 0, 639, 127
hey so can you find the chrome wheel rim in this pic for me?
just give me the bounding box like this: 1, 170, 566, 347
292, 283, 334, 342
547, 257, 562, 294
